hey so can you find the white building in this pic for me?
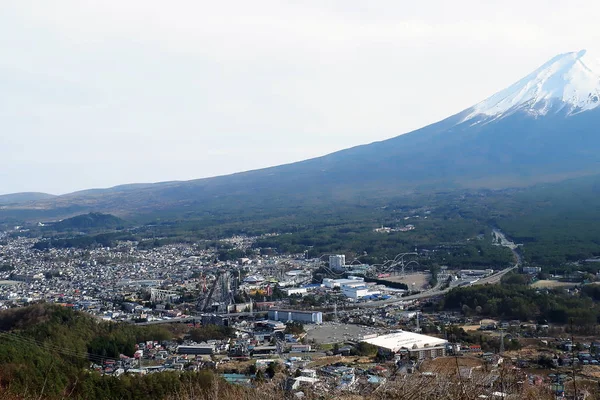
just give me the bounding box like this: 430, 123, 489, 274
284, 287, 308, 296
522, 266, 542, 274
329, 255, 346, 271
323, 277, 363, 289
341, 280, 365, 289
341, 285, 381, 300
342, 285, 369, 299
362, 331, 447, 360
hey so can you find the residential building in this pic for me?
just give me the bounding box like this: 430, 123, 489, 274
522, 266, 542, 274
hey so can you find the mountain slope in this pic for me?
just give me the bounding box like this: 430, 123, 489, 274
2, 50, 600, 220
0, 192, 56, 205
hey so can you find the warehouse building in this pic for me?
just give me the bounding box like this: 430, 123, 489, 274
361, 330, 447, 360
176, 344, 215, 355
323, 276, 364, 289
268, 309, 323, 324
341, 285, 381, 300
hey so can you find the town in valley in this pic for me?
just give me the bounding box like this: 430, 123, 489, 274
2, 222, 599, 398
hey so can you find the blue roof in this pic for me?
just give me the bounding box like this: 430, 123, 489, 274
222, 373, 252, 385
222, 374, 250, 379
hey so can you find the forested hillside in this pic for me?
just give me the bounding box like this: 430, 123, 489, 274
440, 272, 600, 326
42, 212, 127, 232
0, 304, 192, 399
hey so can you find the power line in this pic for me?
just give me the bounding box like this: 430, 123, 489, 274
0, 337, 104, 364
0, 331, 120, 364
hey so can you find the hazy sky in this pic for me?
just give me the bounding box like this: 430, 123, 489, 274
2, 1, 600, 195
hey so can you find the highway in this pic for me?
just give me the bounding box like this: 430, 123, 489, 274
133, 311, 267, 326
354, 229, 521, 308
355, 262, 519, 308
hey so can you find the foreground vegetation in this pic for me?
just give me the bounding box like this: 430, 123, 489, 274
0, 371, 576, 400
0, 304, 188, 399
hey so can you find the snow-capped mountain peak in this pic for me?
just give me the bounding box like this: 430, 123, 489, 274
463, 50, 600, 123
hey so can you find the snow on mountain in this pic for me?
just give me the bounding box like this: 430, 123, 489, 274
463, 50, 600, 123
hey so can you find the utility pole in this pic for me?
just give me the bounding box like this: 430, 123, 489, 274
454, 333, 465, 398
570, 318, 578, 400
415, 311, 420, 333
333, 302, 338, 322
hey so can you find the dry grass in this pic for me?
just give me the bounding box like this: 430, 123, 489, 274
459, 324, 481, 332
370, 374, 555, 400
530, 280, 578, 289
308, 355, 373, 368
160, 371, 564, 400
581, 365, 600, 379
215, 359, 255, 373
0, 374, 588, 400
1, 364, 597, 400
420, 356, 484, 375
503, 345, 556, 360
381, 273, 430, 290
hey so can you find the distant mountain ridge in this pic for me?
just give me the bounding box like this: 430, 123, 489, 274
0, 192, 56, 205
2, 50, 600, 221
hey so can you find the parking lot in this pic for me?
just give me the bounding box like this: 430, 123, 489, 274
305, 322, 386, 344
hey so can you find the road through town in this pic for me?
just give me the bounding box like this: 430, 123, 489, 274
355, 229, 521, 308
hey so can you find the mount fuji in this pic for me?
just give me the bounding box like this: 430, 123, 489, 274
3, 50, 600, 218
464, 49, 600, 122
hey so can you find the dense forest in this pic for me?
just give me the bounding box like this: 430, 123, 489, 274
495, 183, 600, 267
440, 273, 600, 326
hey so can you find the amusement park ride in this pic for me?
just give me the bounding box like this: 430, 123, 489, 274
318, 252, 420, 278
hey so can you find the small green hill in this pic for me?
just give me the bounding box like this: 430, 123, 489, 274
45, 212, 127, 232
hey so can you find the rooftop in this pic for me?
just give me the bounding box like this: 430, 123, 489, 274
362, 330, 448, 352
